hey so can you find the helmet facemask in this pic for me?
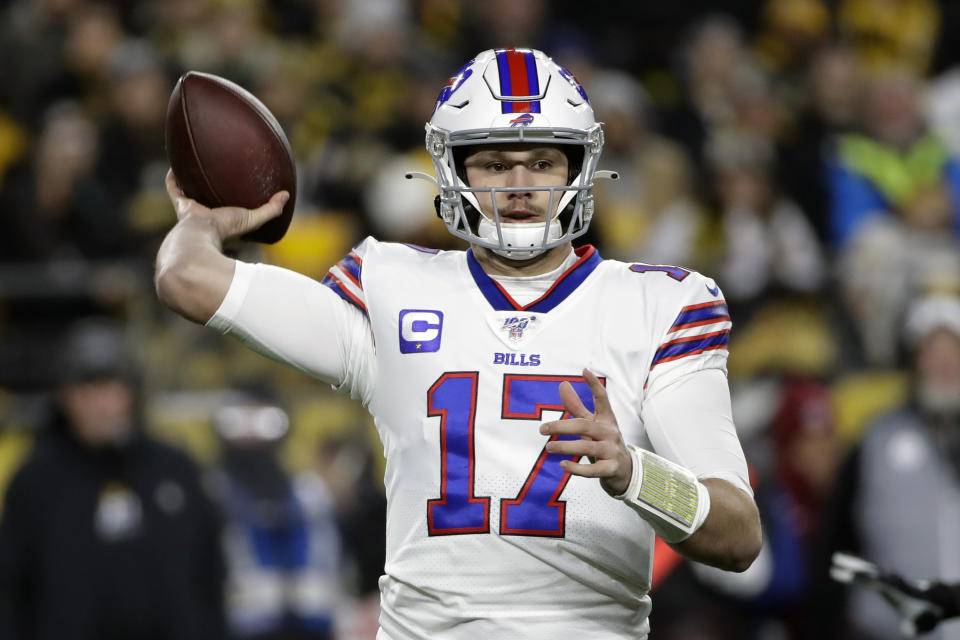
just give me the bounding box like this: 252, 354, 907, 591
427, 124, 604, 260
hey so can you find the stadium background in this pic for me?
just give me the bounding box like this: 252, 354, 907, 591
1, 0, 959, 637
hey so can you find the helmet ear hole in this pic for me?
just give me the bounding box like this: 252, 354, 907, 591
564, 147, 584, 185
462, 198, 481, 232
452, 147, 471, 185
557, 200, 576, 229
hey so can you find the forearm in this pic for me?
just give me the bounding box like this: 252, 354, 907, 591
672, 477, 761, 572
155, 214, 235, 323
637, 369, 760, 571
157, 169, 287, 323
612, 443, 761, 572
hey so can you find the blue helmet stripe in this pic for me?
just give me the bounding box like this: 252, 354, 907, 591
524, 51, 541, 113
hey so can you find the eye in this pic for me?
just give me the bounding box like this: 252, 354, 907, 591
486, 162, 507, 171
532, 160, 553, 170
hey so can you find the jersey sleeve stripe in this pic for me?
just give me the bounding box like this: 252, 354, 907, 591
670, 316, 731, 332
336, 260, 362, 290
321, 272, 368, 315
338, 252, 363, 286
651, 330, 729, 368
328, 264, 361, 294
669, 301, 729, 333
678, 300, 726, 311
403, 243, 440, 254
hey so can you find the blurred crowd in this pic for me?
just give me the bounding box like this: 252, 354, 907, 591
3, 0, 960, 638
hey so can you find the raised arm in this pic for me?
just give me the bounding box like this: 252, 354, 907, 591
155, 169, 288, 323
155, 170, 375, 397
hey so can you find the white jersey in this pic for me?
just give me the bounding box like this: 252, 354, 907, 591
210, 238, 748, 639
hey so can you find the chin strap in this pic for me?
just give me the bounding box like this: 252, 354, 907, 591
476, 217, 562, 260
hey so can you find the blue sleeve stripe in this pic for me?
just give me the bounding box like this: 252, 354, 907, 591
670, 301, 729, 332
338, 251, 362, 286
652, 330, 729, 368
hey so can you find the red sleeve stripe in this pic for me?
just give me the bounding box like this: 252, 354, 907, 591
334, 260, 362, 289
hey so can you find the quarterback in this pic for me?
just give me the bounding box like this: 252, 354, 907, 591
156, 48, 761, 638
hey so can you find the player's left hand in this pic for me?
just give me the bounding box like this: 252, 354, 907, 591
541, 368, 633, 496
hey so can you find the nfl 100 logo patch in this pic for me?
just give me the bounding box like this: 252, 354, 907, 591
486, 311, 546, 349
501, 315, 536, 342
399, 309, 444, 354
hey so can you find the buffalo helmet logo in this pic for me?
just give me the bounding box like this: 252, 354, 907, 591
509, 113, 535, 127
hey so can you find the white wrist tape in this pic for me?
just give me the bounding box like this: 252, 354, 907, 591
615, 444, 711, 543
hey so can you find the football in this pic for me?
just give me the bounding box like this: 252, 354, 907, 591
165, 71, 296, 244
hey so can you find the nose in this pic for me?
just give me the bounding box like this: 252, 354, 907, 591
505, 165, 533, 199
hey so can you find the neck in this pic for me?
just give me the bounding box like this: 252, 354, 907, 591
471, 243, 574, 277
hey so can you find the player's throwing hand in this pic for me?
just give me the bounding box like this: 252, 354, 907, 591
541, 368, 633, 496
164, 169, 288, 242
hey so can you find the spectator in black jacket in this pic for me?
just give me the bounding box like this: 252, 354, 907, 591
0, 318, 226, 640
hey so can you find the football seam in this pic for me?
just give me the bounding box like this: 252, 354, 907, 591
181, 79, 225, 208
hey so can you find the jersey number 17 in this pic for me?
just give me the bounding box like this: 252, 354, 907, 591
426, 372, 600, 538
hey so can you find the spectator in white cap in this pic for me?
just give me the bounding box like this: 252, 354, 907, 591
814, 293, 960, 640
904, 294, 960, 420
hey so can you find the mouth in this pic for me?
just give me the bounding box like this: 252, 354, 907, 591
501, 208, 541, 223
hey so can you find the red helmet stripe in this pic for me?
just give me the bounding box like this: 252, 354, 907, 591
496, 48, 540, 114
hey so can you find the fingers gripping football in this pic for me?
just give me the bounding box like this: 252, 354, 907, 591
165, 169, 288, 241
541, 368, 633, 496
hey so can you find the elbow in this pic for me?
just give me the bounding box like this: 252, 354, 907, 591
723, 521, 763, 573
154, 257, 187, 311
154, 255, 210, 323
723, 559, 755, 574
154, 221, 231, 324
726, 532, 763, 573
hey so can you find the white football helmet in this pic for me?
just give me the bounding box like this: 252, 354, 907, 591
411, 48, 615, 259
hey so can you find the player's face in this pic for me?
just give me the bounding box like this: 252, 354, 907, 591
463, 145, 569, 223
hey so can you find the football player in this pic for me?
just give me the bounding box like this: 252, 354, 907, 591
156, 48, 761, 639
